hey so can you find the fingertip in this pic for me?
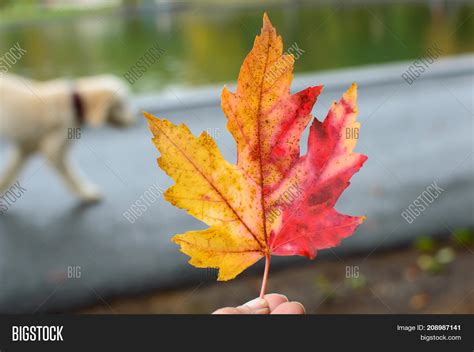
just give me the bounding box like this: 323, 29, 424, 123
264, 293, 288, 311
270, 301, 306, 315
293, 301, 306, 314
241, 297, 270, 314
265, 293, 288, 301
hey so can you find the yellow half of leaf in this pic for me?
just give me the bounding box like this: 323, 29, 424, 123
145, 112, 265, 280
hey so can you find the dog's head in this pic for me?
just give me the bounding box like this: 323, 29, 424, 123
76, 75, 136, 128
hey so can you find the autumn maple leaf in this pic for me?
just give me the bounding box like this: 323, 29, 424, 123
145, 13, 367, 297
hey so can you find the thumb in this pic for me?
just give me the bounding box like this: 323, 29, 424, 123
239, 297, 270, 314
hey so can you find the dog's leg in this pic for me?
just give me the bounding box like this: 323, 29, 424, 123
42, 135, 102, 203
0, 146, 30, 193
49, 150, 103, 203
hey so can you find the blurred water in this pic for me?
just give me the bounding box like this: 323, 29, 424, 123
0, 2, 473, 92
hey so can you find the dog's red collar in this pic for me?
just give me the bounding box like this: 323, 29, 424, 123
72, 91, 85, 125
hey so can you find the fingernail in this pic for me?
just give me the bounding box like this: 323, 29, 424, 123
244, 298, 269, 314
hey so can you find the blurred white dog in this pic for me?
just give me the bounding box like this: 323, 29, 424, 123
0, 73, 135, 202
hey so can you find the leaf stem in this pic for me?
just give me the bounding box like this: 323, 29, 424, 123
259, 253, 271, 298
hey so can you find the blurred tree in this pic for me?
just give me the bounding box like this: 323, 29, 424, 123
122, 0, 140, 8
0, 0, 12, 9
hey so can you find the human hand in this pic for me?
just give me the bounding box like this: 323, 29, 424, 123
213, 293, 305, 314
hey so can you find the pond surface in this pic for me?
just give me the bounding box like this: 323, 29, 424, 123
1, 2, 473, 92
